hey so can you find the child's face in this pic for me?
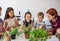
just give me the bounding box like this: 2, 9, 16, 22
25, 14, 32, 22
38, 16, 43, 22
9, 10, 14, 18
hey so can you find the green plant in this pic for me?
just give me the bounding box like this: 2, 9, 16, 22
24, 25, 32, 39
4, 27, 21, 36
4, 31, 11, 36
29, 29, 48, 41
4, 32, 11, 41
24, 25, 32, 34
10, 27, 19, 35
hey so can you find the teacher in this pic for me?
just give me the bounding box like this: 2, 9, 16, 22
46, 8, 60, 35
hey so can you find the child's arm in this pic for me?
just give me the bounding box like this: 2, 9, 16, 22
0, 27, 5, 35
4, 22, 7, 28
4, 20, 11, 31
4, 20, 8, 30
31, 21, 34, 27
0, 32, 5, 35
15, 18, 19, 27
21, 22, 25, 29
0, 32, 3, 35
20, 22, 25, 32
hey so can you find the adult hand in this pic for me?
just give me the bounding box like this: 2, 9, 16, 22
48, 31, 53, 35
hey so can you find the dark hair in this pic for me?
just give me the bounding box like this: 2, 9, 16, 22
0, 6, 2, 10
24, 12, 32, 17
4, 7, 15, 20
38, 12, 44, 18
0, 18, 3, 25
46, 8, 58, 18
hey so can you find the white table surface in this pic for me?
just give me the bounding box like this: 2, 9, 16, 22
4, 34, 59, 41
12, 36, 59, 41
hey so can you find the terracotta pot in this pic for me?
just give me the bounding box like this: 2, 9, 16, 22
5, 35, 11, 41
24, 33, 29, 39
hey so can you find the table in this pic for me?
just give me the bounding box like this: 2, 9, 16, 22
3, 34, 59, 41
12, 36, 59, 41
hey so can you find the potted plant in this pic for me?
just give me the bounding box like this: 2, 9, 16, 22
10, 27, 19, 39
4, 31, 11, 41
29, 29, 48, 41
24, 25, 32, 39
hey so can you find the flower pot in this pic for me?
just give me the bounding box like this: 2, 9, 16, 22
24, 33, 29, 39
11, 35, 16, 39
5, 35, 11, 41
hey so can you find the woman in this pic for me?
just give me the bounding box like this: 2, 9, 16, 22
46, 8, 60, 35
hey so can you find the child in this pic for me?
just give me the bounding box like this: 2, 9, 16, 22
4, 7, 18, 31
34, 12, 45, 29
21, 12, 34, 30
0, 18, 5, 39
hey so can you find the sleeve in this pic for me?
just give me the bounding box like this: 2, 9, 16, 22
52, 20, 60, 34
20, 21, 25, 30
15, 17, 18, 20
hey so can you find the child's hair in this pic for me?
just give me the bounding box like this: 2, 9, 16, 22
0, 6, 2, 10
0, 18, 3, 25
4, 7, 15, 20
37, 12, 44, 18
24, 12, 32, 17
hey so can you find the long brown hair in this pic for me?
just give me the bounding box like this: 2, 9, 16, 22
46, 8, 58, 18
4, 7, 15, 20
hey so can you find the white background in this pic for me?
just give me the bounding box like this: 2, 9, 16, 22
0, 0, 60, 21
0, 0, 60, 41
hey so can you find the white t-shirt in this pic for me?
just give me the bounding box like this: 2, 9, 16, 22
34, 20, 45, 28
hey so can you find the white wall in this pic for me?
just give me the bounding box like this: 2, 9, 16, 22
0, 0, 60, 21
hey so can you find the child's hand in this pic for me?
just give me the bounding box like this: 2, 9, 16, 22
31, 21, 34, 27
10, 26, 14, 28
0, 33, 4, 35
6, 27, 10, 31
39, 25, 43, 29
10, 26, 16, 28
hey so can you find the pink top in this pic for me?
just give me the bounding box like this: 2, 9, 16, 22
5, 17, 17, 27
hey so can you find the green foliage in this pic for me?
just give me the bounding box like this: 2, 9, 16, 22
10, 27, 19, 35
24, 25, 32, 35
29, 29, 48, 41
